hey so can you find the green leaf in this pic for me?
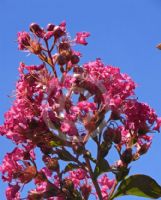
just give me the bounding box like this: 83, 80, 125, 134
100, 141, 111, 158
114, 166, 130, 182
57, 149, 74, 161
94, 158, 110, 178
49, 140, 64, 147
72, 190, 83, 200
112, 174, 161, 199
64, 163, 79, 173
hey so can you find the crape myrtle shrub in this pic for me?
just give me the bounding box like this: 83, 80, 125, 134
1, 21, 161, 200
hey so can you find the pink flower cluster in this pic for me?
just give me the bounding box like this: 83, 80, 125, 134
98, 175, 115, 200
0, 21, 160, 200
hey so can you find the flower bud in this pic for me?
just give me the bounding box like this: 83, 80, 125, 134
30, 23, 44, 38
57, 54, 67, 65
84, 150, 91, 158
59, 42, 70, 51
30, 23, 41, 32
46, 23, 55, 31
63, 179, 74, 191
47, 158, 59, 171
53, 26, 65, 38
103, 128, 114, 143
71, 54, 80, 65
72, 143, 84, 155
121, 148, 133, 164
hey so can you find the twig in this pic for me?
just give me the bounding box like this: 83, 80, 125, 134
83, 151, 103, 200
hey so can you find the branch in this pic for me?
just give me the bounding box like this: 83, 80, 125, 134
83, 151, 103, 200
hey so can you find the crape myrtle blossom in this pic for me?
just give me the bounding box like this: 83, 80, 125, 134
0, 145, 36, 183
75, 32, 90, 45
98, 175, 115, 200
6, 184, 20, 200
68, 168, 88, 188
0, 21, 160, 200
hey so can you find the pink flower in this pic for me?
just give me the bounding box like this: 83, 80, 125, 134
68, 168, 87, 188
36, 181, 48, 193
61, 122, 71, 132
17, 32, 30, 50
60, 120, 78, 136
97, 174, 115, 200
98, 174, 115, 190
75, 32, 90, 45
1, 21, 160, 200
0, 148, 24, 182
82, 59, 136, 107
41, 167, 52, 179
70, 106, 80, 115
23, 64, 45, 71
77, 101, 96, 112
23, 143, 36, 160
62, 74, 76, 89
0, 146, 36, 185
123, 100, 157, 133
6, 184, 20, 200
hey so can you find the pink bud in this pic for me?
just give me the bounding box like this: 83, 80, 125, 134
30, 23, 44, 38
53, 26, 65, 38
46, 23, 55, 31
57, 54, 67, 65
71, 54, 80, 65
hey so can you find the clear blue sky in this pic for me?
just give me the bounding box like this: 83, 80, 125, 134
0, 0, 161, 199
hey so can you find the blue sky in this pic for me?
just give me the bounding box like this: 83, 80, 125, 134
0, 0, 161, 199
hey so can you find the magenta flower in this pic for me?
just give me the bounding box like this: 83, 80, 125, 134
5, 184, 20, 200
17, 31, 31, 50
75, 32, 90, 45
1, 21, 161, 200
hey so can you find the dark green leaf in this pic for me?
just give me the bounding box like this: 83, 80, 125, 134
64, 163, 79, 173
94, 158, 110, 178
112, 174, 161, 199
100, 141, 112, 158
115, 166, 130, 182
57, 149, 74, 161
49, 140, 64, 147
72, 190, 83, 200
